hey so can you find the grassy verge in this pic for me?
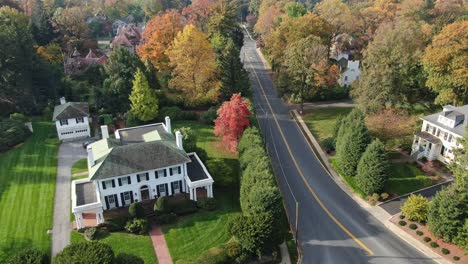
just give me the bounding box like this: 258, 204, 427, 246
71, 158, 87, 174
385, 163, 433, 196
303, 107, 353, 143
329, 157, 366, 198
71, 231, 157, 263
0, 122, 59, 259
163, 190, 240, 262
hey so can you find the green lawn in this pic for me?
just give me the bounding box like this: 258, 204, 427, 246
71, 158, 87, 174
71, 231, 157, 263
162, 190, 240, 262
303, 107, 353, 142
0, 122, 59, 259
385, 163, 433, 196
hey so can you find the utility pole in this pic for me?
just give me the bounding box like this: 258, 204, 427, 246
295, 201, 299, 244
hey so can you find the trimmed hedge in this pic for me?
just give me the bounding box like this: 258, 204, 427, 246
53, 242, 114, 264
441, 248, 450, 255
416, 231, 423, 236
6, 248, 49, 264
125, 219, 149, 235
430, 242, 439, 248
114, 253, 144, 264
197, 197, 217, 211
409, 224, 418, 230
84, 227, 98, 241
398, 221, 407, 226
129, 202, 145, 219
423, 237, 431, 242
159, 106, 198, 121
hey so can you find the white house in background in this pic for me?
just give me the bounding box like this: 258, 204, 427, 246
53, 97, 91, 141
411, 105, 468, 164
71, 117, 214, 229
334, 53, 361, 87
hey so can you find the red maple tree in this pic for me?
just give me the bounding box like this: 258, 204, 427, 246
214, 93, 252, 152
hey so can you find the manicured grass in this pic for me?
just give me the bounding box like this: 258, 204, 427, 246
303, 107, 353, 142
71, 231, 157, 263
0, 122, 59, 259
385, 163, 433, 196
71, 158, 87, 174
162, 190, 241, 262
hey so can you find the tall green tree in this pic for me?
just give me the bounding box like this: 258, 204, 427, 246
102, 47, 144, 114
286, 2, 307, 18
31, 0, 55, 45
283, 36, 328, 113
207, 0, 243, 49
351, 19, 427, 113
450, 132, 468, 191
336, 110, 371, 177
217, 38, 251, 101
129, 68, 159, 122
356, 139, 389, 195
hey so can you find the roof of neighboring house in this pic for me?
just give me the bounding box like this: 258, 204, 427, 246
111, 24, 142, 47
422, 105, 468, 137
89, 124, 190, 180
186, 154, 209, 182
85, 49, 98, 59
52, 102, 89, 121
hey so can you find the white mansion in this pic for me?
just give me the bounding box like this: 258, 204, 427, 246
71, 117, 214, 229
53, 97, 91, 141
411, 105, 467, 163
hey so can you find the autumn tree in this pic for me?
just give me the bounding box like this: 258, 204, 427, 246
422, 21, 468, 105
366, 108, 417, 145
182, 0, 214, 32
283, 36, 329, 113
166, 24, 221, 106
314, 0, 362, 34
52, 7, 90, 47
138, 10, 185, 72
36, 43, 63, 65
285, 2, 306, 18
214, 93, 252, 152
253, 5, 282, 37
352, 19, 427, 113
129, 68, 159, 122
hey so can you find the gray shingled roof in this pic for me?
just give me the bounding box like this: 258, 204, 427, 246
118, 124, 173, 144
89, 139, 190, 180
187, 154, 209, 182
52, 102, 89, 121
422, 105, 468, 137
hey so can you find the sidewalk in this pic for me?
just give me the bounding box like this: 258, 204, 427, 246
291, 110, 449, 264
149, 224, 173, 264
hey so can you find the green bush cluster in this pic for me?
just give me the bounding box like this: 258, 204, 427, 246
129, 202, 145, 219
197, 197, 217, 211
398, 221, 407, 226
125, 218, 149, 235
114, 253, 144, 264
0, 119, 32, 152
206, 159, 236, 187
409, 224, 418, 230
453, 256, 460, 261
430, 242, 439, 248
401, 194, 429, 223
416, 231, 423, 236
6, 248, 49, 264
200, 106, 219, 125
103, 217, 127, 232
228, 127, 284, 258
441, 248, 450, 255
53, 242, 114, 264
423, 237, 431, 242
159, 106, 198, 121
84, 227, 99, 241
154, 195, 198, 218
321, 137, 336, 153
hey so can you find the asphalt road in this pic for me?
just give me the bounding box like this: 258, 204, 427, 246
241, 34, 436, 264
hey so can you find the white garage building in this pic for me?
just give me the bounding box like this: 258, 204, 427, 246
53, 97, 91, 141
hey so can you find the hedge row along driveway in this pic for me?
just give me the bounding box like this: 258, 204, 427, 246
0, 122, 59, 259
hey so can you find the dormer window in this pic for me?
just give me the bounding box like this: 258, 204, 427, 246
60, 119, 68, 126
76, 117, 84, 123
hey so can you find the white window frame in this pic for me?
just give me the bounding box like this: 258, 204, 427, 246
76, 117, 84, 123
123, 191, 131, 201
60, 119, 68, 126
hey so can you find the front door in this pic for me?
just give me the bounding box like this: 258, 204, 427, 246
173, 182, 180, 194
107, 195, 116, 209
140, 186, 150, 200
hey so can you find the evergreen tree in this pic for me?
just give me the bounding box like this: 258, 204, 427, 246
129, 68, 159, 122
335, 108, 367, 160
31, 0, 55, 45
336, 114, 371, 177
218, 39, 251, 101
356, 139, 389, 195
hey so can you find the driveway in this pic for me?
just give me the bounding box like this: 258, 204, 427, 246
51, 139, 87, 256
379, 181, 453, 215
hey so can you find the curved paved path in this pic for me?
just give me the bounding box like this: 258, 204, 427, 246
242, 32, 438, 263
51, 140, 86, 256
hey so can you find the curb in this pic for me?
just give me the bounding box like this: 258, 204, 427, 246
290, 110, 449, 264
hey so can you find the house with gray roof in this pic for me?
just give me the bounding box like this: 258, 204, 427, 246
411, 105, 468, 163
71, 117, 214, 229
53, 97, 90, 141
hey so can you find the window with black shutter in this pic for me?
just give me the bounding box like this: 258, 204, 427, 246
155, 171, 159, 179
102, 181, 106, 190
146, 173, 149, 181
169, 168, 173, 176
178, 166, 181, 174
118, 178, 122, 186
137, 174, 141, 182
111, 180, 115, 188
164, 170, 167, 177
127, 176, 131, 184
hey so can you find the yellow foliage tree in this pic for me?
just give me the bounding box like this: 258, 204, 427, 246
166, 24, 221, 106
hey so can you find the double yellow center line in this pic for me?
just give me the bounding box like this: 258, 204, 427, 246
244, 47, 374, 256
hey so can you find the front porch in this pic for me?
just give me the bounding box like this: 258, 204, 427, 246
71, 179, 104, 230
411, 131, 444, 162
185, 153, 215, 202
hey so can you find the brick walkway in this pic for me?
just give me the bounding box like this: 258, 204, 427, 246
149, 224, 173, 264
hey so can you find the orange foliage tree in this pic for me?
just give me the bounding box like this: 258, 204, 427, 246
366, 108, 417, 145
137, 10, 185, 71
214, 93, 252, 152
182, 0, 215, 32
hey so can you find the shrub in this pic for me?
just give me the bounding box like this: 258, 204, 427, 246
399, 214, 405, 219
84, 227, 99, 241
125, 219, 149, 235
369, 193, 380, 205
53, 242, 114, 264
441, 248, 450, 255
10, 113, 27, 122
430, 242, 439, 248
7, 248, 49, 264
356, 139, 389, 195
0, 119, 32, 152
401, 194, 429, 223
380, 193, 390, 200
398, 221, 407, 226
156, 212, 177, 225
154, 196, 170, 213
99, 114, 113, 125
114, 253, 144, 264
129, 202, 145, 219
416, 231, 423, 236
321, 137, 335, 153
423, 237, 431, 242
453, 256, 460, 261
201, 107, 218, 125
159, 106, 198, 121
206, 159, 236, 187
172, 199, 198, 215
197, 197, 217, 211
224, 240, 242, 260
409, 224, 418, 230
104, 217, 127, 232
195, 247, 229, 264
